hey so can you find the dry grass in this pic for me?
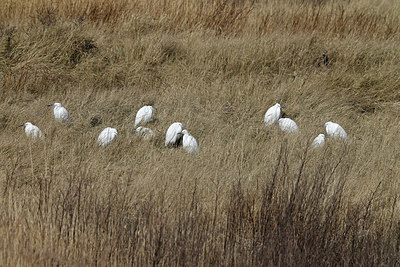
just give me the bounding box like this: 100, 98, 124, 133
1, 0, 400, 265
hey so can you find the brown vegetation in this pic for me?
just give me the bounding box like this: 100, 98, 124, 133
1, 0, 400, 265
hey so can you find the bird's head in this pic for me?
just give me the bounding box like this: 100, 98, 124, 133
174, 122, 187, 127
181, 130, 189, 135
47, 102, 62, 107
322, 122, 333, 127
131, 127, 142, 133
276, 103, 285, 109
19, 122, 31, 127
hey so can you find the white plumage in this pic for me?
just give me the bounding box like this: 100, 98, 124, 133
135, 105, 157, 127
49, 102, 69, 123
133, 126, 154, 140
181, 130, 199, 153
264, 103, 283, 126
97, 127, 118, 147
20, 122, 44, 140
312, 134, 326, 148
323, 122, 347, 140
278, 118, 298, 133
165, 122, 185, 146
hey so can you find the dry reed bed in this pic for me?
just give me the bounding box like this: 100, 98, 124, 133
1, 0, 399, 38
1, 0, 400, 265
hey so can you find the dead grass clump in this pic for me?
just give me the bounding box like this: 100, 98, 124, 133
35, 5, 57, 26
69, 38, 97, 66
142, 35, 186, 66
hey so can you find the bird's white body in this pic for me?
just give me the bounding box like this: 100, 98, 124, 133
323, 122, 347, 140
97, 127, 118, 147
165, 122, 184, 146
264, 103, 282, 126
312, 134, 326, 148
135, 106, 156, 127
134, 126, 154, 140
278, 118, 298, 133
51, 103, 69, 123
21, 122, 44, 140
181, 130, 199, 153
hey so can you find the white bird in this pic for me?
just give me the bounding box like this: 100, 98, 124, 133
132, 126, 154, 140
165, 122, 185, 147
135, 105, 157, 127
322, 122, 347, 140
278, 118, 298, 133
48, 102, 69, 123
97, 127, 118, 147
264, 103, 284, 126
19, 122, 44, 140
312, 134, 326, 148
181, 130, 199, 153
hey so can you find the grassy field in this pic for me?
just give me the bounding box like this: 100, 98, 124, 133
1, 0, 400, 265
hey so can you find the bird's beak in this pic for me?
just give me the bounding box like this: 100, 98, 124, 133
182, 124, 187, 127
280, 106, 286, 109
153, 107, 158, 110
131, 130, 137, 133
320, 124, 326, 127
47, 104, 53, 107
325, 136, 330, 138
18, 124, 24, 127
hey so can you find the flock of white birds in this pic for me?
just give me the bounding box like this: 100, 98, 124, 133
20, 101, 347, 152
264, 103, 348, 148
19, 103, 199, 154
